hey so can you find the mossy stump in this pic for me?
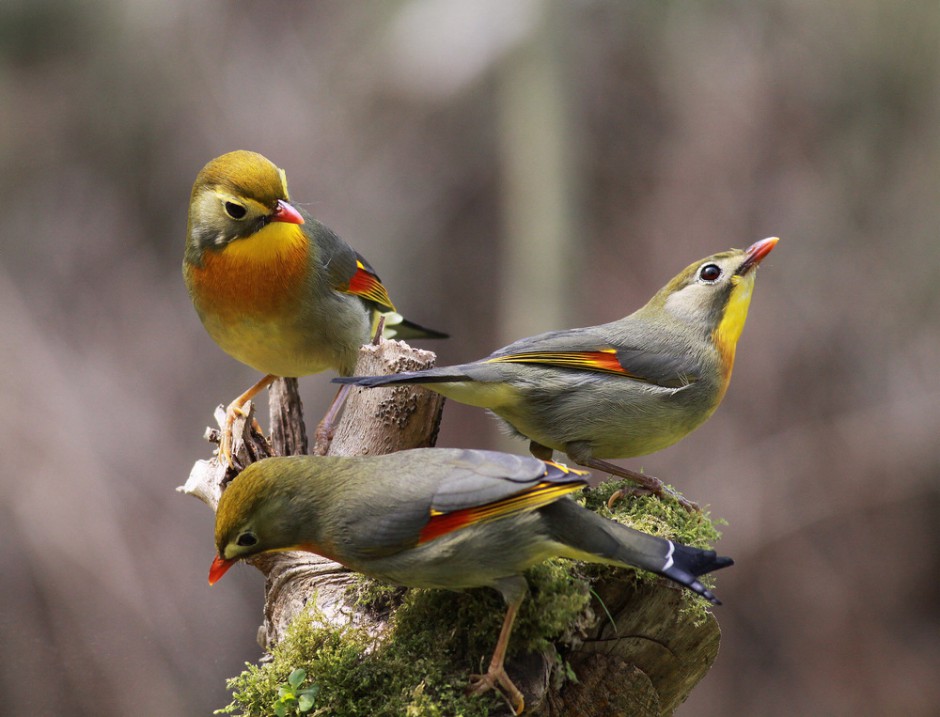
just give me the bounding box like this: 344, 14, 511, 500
180, 338, 725, 716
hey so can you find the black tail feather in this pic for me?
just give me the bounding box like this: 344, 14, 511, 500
387, 317, 449, 340
333, 371, 468, 388
662, 543, 733, 605
333, 372, 426, 387
541, 500, 733, 605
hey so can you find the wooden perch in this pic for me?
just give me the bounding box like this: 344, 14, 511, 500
179, 338, 723, 715
179, 338, 444, 648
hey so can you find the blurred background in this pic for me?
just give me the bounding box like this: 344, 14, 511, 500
2, 0, 938, 714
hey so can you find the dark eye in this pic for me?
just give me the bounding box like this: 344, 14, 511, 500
224, 201, 247, 220
236, 532, 257, 547
699, 264, 722, 282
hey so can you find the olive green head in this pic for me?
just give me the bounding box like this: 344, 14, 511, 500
185, 150, 304, 264
642, 237, 778, 344
210, 458, 320, 583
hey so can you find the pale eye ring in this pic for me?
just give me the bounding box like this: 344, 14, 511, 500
236, 532, 257, 547
224, 201, 248, 220
698, 264, 722, 282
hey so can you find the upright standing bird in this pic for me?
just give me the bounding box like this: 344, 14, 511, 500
183, 150, 446, 465
336, 238, 778, 508
209, 448, 732, 714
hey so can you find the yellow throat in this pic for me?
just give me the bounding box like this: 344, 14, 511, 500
712, 272, 756, 376
218, 221, 307, 265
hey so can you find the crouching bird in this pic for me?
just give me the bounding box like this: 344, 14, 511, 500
335, 238, 778, 509
209, 448, 732, 714
183, 150, 446, 466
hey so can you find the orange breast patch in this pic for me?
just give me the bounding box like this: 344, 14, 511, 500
188, 228, 309, 319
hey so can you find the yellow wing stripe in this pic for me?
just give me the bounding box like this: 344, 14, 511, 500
544, 460, 590, 477
485, 349, 635, 377
419, 480, 583, 543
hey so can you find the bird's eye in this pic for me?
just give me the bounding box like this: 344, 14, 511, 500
698, 264, 722, 282
236, 532, 257, 547
224, 201, 247, 220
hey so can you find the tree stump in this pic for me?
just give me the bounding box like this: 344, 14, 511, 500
179, 338, 723, 715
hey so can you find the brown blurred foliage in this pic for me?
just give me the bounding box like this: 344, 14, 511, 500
1, 1, 938, 715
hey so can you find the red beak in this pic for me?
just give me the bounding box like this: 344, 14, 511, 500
739, 236, 779, 274
209, 554, 236, 585
270, 199, 305, 225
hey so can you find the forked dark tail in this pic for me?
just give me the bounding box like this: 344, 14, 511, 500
661, 542, 733, 605
542, 499, 733, 605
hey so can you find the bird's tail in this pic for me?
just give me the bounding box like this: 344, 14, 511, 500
333, 365, 469, 388
543, 499, 732, 604
380, 311, 448, 340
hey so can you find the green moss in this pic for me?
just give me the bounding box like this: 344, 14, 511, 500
217, 609, 364, 716
218, 603, 498, 717
390, 557, 592, 666
219, 485, 725, 715
348, 574, 407, 619
583, 478, 725, 548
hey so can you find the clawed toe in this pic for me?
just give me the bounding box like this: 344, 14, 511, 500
467, 667, 524, 715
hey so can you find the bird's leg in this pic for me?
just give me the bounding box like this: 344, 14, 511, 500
467, 596, 525, 715
220, 374, 278, 467
313, 384, 351, 456
572, 456, 700, 513
528, 440, 554, 462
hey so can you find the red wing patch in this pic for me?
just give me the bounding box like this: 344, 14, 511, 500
485, 349, 642, 378
417, 480, 584, 545
341, 260, 396, 311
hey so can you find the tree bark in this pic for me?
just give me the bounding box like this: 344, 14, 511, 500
179, 339, 722, 715
538, 578, 722, 715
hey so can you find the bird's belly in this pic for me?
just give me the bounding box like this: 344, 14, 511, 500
494, 374, 721, 459
358, 513, 554, 591
199, 304, 369, 377
431, 381, 521, 410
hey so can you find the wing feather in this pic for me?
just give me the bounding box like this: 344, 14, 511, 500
339, 453, 587, 558
342, 256, 396, 311
484, 325, 699, 388
417, 452, 588, 544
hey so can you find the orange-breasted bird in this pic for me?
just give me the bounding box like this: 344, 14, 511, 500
183, 150, 446, 465
336, 238, 778, 509
209, 448, 732, 714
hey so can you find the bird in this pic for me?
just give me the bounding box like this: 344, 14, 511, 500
209, 448, 732, 714
334, 237, 778, 509
183, 150, 446, 466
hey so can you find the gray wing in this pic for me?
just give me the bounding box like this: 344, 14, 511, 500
482, 320, 701, 388
306, 219, 397, 313
338, 449, 581, 560
428, 449, 556, 513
